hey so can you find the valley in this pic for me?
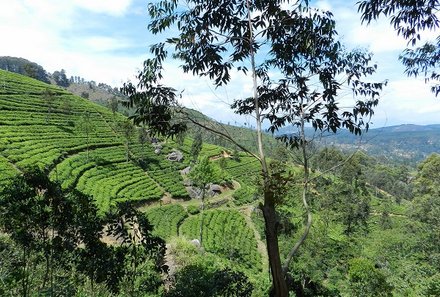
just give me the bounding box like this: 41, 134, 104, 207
0, 69, 440, 296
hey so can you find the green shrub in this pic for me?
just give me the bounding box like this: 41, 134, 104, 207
146, 204, 188, 240
232, 186, 257, 206
187, 204, 200, 215
180, 209, 262, 273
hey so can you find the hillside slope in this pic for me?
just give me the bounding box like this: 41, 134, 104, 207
0, 70, 195, 212
0, 70, 267, 290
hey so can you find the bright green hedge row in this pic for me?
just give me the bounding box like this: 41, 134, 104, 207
180, 209, 262, 273
146, 204, 188, 240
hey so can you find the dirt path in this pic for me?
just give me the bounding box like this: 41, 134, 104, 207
137, 178, 269, 274
240, 205, 268, 274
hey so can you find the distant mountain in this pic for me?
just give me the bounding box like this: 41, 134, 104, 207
373, 124, 440, 132
276, 124, 440, 165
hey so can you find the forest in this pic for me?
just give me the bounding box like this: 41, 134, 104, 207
1, 0, 440, 296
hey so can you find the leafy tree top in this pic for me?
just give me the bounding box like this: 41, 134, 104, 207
134, 0, 385, 148
189, 156, 217, 189
358, 0, 440, 95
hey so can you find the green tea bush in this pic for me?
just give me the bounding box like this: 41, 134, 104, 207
146, 204, 188, 240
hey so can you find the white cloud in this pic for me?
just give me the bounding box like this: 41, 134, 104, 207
349, 22, 408, 53
315, 0, 332, 12
81, 36, 134, 52
373, 78, 440, 126
0, 0, 141, 85
0, 0, 438, 127
73, 0, 133, 16
330, 0, 438, 54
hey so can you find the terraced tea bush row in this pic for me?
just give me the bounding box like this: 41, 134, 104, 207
180, 209, 262, 272
76, 161, 163, 213
4, 138, 121, 170
149, 169, 189, 198
0, 156, 18, 187
0, 70, 190, 212
232, 185, 259, 206
146, 204, 188, 239
200, 142, 225, 157
224, 156, 261, 186
0, 72, 65, 94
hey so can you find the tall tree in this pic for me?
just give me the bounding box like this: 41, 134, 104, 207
42, 88, 55, 124
190, 133, 203, 162
358, 0, 440, 95
188, 156, 217, 246
108, 96, 119, 115
77, 111, 95, 162
52, 69, 70, 87
126, 1, 384, 295
138, 125, 149, 159
118, 120, 135, 162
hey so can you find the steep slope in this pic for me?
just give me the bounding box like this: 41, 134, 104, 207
0, 70, 190, 212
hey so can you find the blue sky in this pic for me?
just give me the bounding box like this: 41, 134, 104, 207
0, 0, 439, 128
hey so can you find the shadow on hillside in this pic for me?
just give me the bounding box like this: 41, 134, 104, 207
136, 157, 161, 171
55, 123, 74, 134
93, 157, 119, 169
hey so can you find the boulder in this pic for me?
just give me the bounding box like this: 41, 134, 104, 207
190, 239, 201, 248
167, 150, 184, 162
188, 187, 202, 199
209, 184, 222, 193
180, 166, 191, 175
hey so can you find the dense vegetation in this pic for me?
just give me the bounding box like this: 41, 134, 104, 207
276, 125, 440, 166
1, 68, 440, 296
0, 56, 50, 84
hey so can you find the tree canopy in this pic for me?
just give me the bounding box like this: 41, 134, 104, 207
358, 0, 440, 95
126, 0, 385, 295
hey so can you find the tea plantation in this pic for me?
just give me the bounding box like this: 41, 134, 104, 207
0, 69, 264, 277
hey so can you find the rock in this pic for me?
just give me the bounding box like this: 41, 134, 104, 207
188, 187, 202, 199
167, 150, 184, 162
190, 239, 201, 248
206, 183, 222, 197
183, 178, 192, 186
154, 148, 161, 154
209, 184, 222, 193
180, 166, 191, 175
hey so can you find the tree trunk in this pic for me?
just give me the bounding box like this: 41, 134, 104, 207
245, 1, 288, 295
262, 195, 289, 297
22, 246, 29, 297
199, 187, 205, 247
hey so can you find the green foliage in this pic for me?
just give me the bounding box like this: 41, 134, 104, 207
190, 133, 203, 162
186, 204, 200, 215
0, 56, 49, 83
167, 237, 268, 297
0, 171, 166, 295
188, 156, 217, 192
424, 273, 440, 296
232, 185, 257, 206
180, 209, 262, 273
146, 204, 188, 240
108, 95, 119, 114
317, 176, 371, 235
347, 257, 393, 297
413, 153, 440, 198
52, 69, 70, 87
117, 119, 135, 162
166, 264, 253, 297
